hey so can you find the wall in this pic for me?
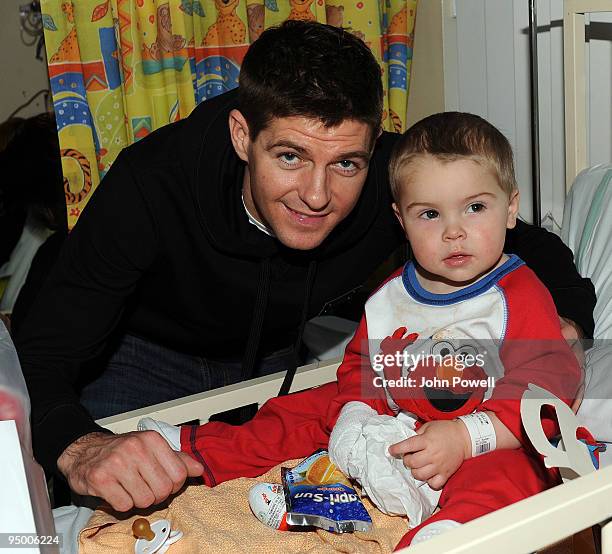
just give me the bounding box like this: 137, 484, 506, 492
0, 0, 50, 122
441, 0, 535, 223
441, 0, 612, 230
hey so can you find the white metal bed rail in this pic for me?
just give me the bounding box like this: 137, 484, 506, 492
400, 464, 612, 554
98, 356, 612, 553
97, 358, 341, 434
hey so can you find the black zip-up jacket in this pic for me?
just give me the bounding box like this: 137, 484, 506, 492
14, 90, 596, 476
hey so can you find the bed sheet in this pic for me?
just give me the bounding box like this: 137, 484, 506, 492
76, 459, 407, 554
562, 163, 612, 443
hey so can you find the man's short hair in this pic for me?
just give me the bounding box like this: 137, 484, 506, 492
238, 20, 383, 140
389, 112, 517, 200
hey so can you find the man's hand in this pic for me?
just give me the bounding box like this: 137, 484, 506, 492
559, 316, 585, 364
388, 419, 470, 490
57, 431, 204, 512
559, 316, 586, 412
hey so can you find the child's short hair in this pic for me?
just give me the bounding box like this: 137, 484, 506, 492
389, 112, 517, 201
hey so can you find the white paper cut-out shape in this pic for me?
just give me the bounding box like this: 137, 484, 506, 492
521, 383, 596, 481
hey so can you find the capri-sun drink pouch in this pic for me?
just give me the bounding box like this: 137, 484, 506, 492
281, 450, 372, 533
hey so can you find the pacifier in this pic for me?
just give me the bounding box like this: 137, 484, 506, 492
133, 517, 183, 554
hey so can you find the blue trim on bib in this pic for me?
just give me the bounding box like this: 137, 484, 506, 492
402, 254, 524, 306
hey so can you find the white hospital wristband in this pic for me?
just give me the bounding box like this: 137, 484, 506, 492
457, 412, 496, 457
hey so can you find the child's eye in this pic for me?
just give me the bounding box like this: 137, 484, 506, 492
467, 203, 486, 213
279, 153, 300, 166
419, 209, 439, 220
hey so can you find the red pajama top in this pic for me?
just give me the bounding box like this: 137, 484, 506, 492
185, 255, 581, 486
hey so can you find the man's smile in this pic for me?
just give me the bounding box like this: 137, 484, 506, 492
283, 204, 331, 223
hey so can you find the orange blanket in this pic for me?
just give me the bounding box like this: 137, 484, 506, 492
79, 460, 408, 553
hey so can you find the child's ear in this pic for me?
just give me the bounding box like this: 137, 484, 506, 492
392, 203, 407, 234
506, 190, 520, 229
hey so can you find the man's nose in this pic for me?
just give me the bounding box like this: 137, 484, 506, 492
299, 167, 331, 211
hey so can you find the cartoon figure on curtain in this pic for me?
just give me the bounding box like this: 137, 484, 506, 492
48, 2, 78, 64
142, 3, 188, 72
288, 0, 316, 21
198, 1, 248, 100
246, 3, 265, 41
62, 148, 93, 208
325, 5, 344, 26
203, 0, 247, 46
44, 2, 104, 214
383, 3, 415, 134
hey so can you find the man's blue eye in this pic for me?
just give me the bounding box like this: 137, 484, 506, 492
281, 153, 299, 163
338, 160, 356, 170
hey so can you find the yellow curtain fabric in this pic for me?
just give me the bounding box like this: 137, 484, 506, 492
41, 0, 417, 228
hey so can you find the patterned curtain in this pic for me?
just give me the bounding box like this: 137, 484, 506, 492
41, 0, 417, 228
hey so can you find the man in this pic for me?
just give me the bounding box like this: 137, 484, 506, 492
16, 21, 595, 512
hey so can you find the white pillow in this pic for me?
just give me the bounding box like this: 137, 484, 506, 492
561, 163, 612, 443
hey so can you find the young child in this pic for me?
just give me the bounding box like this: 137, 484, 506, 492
323, 111, 585, 544
140, 112, 584, 548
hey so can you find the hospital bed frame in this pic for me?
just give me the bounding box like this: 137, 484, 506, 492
97, 1, 612, 551
98, 360, 612, 554
563, 0, 609, 192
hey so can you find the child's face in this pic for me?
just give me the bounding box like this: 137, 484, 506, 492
392, 156, 519, 294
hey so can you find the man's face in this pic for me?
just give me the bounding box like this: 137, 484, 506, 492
392, 156, 519, 294
230, 111, 374, 250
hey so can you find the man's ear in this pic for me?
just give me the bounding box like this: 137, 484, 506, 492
506, 190, 520, 229
228, 109, 250, 162
392, 203, 407, 234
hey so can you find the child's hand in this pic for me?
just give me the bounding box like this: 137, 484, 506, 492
388, 419, 470, 490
